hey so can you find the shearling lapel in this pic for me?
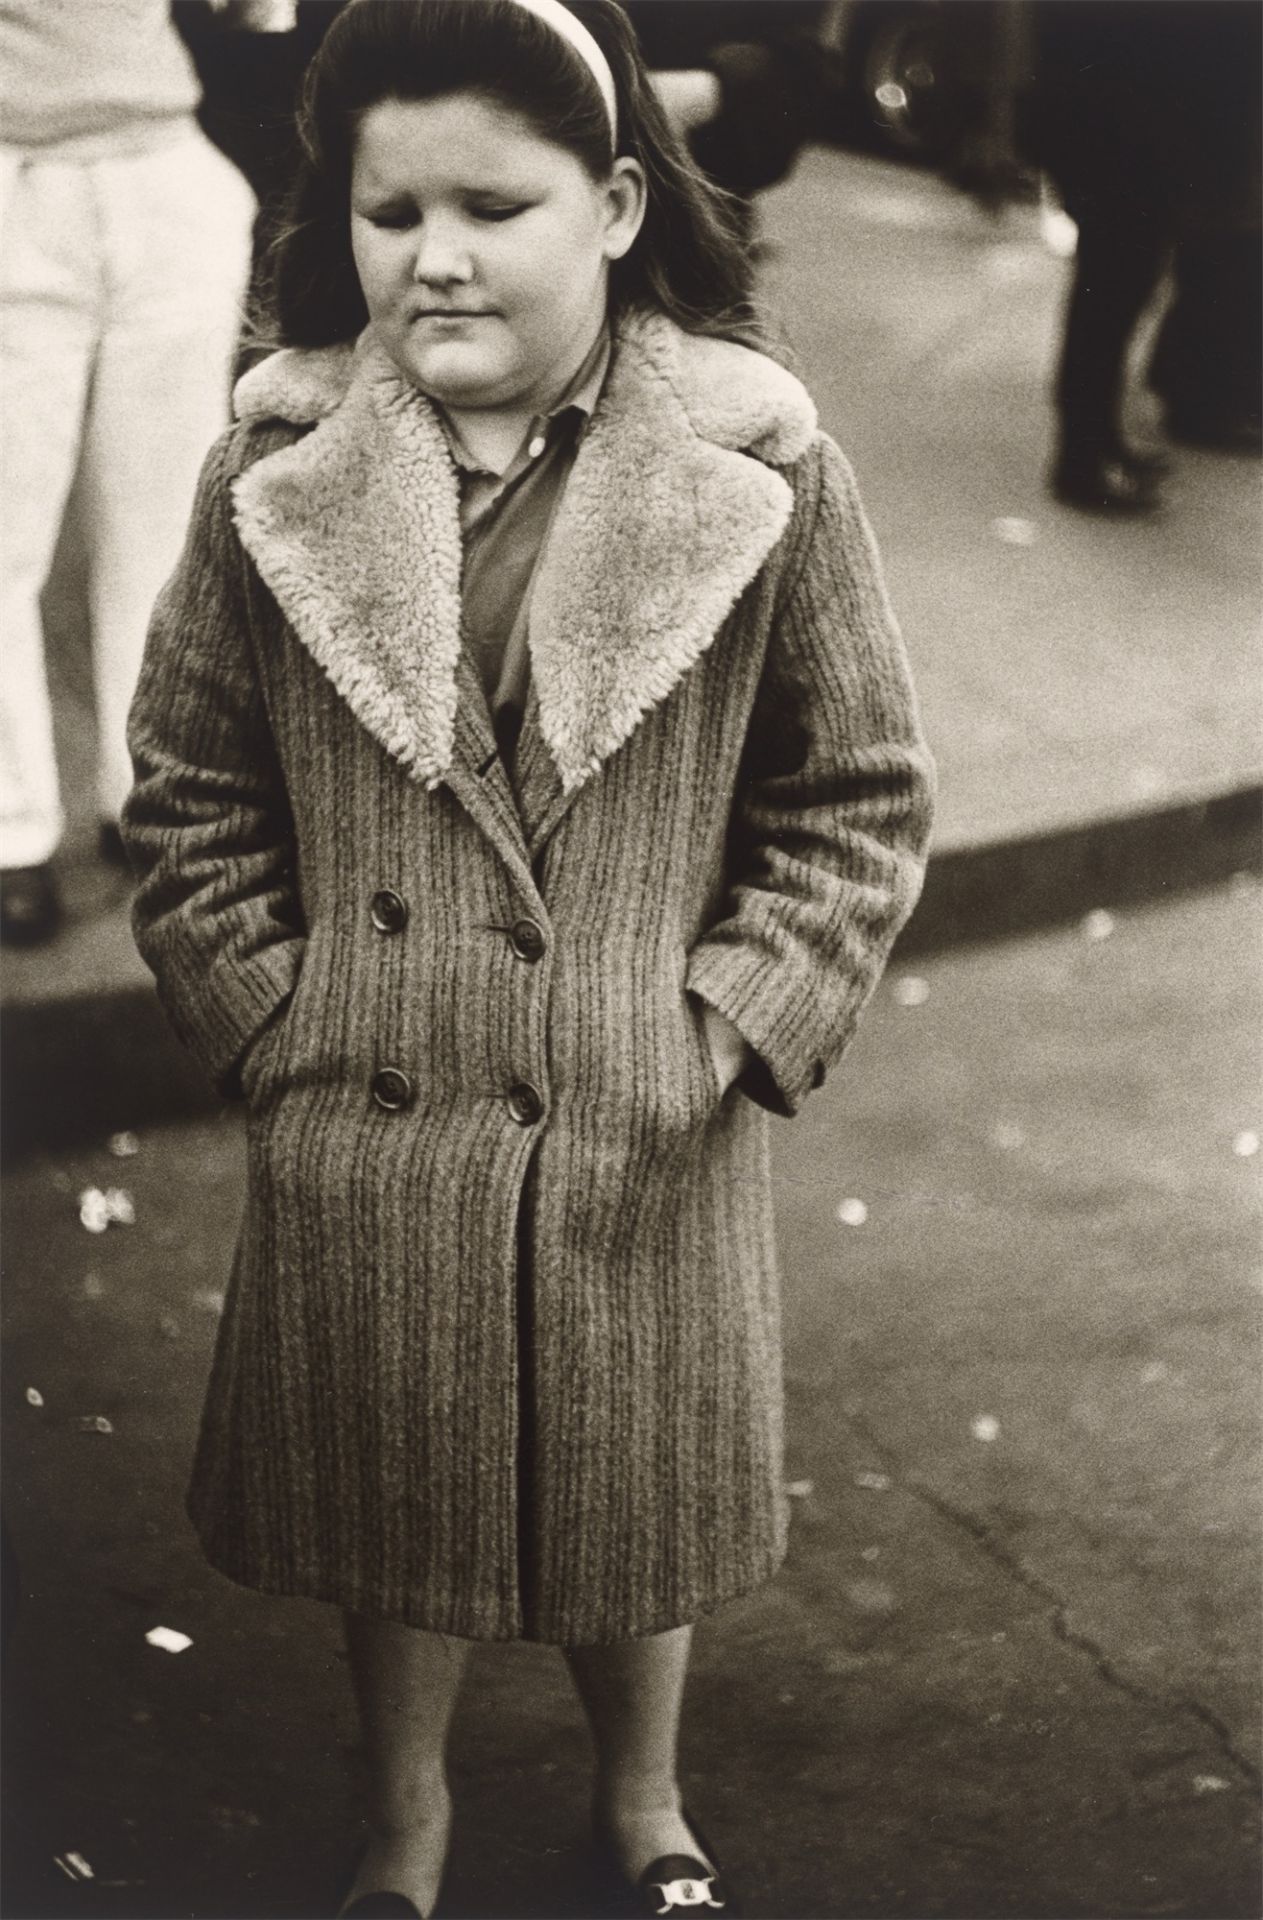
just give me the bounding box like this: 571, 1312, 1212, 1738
231, 334, 467, 793
229, 312, 817, 862
509, 314, 819, 850
523, 314, 811, 811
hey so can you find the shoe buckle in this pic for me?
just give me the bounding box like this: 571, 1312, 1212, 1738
652, 1875, 725, 1913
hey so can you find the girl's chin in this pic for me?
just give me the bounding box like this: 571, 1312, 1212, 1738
403, 346, 519, 410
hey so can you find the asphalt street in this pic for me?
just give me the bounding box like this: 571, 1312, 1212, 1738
2, 881, 1259, 1920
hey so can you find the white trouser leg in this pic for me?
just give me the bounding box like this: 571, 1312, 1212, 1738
0, 151, 98, 869
81, 128, 255, 824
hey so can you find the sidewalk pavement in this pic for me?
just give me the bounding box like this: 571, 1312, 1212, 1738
2, 149, 1260, 1155
2, 882, 1258, 1919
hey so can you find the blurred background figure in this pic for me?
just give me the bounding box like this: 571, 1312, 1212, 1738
0, 0, 276, 947
1020, 0, 1263, 517
822, 0, 1030, 207
622, 2, 829, 241
1143, 3, 1262, 458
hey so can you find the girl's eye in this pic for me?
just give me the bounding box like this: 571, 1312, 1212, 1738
366, 209, 418, 231
470, 203, 529, 223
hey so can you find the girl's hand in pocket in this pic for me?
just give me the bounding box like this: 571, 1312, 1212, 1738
698, 1002, 751, 1097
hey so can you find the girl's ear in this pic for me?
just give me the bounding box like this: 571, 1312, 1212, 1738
600, 156, 648, 263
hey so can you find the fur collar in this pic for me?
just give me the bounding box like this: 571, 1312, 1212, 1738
231, 309, 815, 817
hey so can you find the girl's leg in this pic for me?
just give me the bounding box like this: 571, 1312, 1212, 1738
342, 1611, 470, 1916
564, 1626, 713, 1882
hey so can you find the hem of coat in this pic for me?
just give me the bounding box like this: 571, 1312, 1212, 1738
188, 1518, 789, 1646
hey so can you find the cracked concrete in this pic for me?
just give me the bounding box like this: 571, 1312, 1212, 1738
2, 885, 1259, 1918
901, 1471, 1259, 1793
826, 1400, 1260, 1795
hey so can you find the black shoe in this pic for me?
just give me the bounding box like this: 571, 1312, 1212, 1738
1051, 455, 1161, 516
1, 864, 61, 947
98, 821, 130, 870
636, 1852, 738, 1916
597, 1812, 740, 1918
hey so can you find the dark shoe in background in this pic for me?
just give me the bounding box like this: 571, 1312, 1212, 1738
1, 865, 62, 947
1111, 439, 1171, 479
1051, 455, 1163, 516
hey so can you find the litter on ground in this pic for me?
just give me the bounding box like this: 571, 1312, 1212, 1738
78, 1187, 135, 1233
992, 516, 1038, 547
145, 1627, 193, 1654
53, 1854, 94, 1882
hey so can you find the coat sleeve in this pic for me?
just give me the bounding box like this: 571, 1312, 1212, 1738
122, 425, 307, 1099
685, 432, 936, 1118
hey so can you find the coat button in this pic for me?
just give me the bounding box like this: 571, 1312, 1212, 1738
370, 888, 408, 935
509, 917, 545, 963
506, 1081, 543, 1126
371, 1066, 413, 1111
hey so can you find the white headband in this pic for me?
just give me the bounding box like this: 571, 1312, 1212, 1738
508, 0, 618, 145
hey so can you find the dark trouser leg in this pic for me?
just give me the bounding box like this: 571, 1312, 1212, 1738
1152, 227, 1263, 441
1054, 200, 1169, 471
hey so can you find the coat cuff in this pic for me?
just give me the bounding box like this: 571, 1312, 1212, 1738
686, 940, 826, 1119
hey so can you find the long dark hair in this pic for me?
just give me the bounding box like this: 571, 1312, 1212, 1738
260, 0, 765, 352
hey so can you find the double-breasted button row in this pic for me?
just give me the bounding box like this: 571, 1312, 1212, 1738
372, 1069, 542, 1124
372, 896, 544, 962
370, 888, 408, 935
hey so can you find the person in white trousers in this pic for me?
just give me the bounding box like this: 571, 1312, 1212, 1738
0, 0, 260, 945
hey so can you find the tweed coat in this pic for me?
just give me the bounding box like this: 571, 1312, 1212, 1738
123, 307, 935, 1644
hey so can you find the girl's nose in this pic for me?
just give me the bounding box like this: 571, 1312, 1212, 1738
411, 217, 473, 287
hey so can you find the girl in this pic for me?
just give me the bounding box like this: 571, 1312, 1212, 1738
123, 3, 935, 1914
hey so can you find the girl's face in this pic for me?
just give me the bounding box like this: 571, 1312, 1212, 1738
350, 92, 645, 415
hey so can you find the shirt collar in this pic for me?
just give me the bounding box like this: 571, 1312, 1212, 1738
439, 324, 611, 479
